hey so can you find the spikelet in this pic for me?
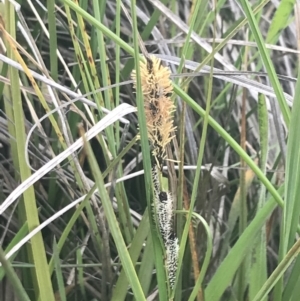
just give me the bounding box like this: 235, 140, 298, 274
151, 165, 178, 288
166, 234, 179, 289
131, 56, 173, 101
152, 166, 171, 242
156, 191, 174, 244
131, 55, 176, 169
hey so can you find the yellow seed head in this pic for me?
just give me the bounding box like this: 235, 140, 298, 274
131, 56, 175, 167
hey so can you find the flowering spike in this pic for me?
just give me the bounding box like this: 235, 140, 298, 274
131, 55, 175, 170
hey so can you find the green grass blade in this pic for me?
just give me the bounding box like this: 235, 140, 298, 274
4, 3, 55, 300
0, 247, 31, 301
187, 212, 212, 301
238, 0, 291, 127
283, 59, 300, 255
47, 0, 58, 82
249, 93, 269, 301
274, 50, 300, 301
266, 0, 295, 43
111, 212, 150, 300
0, 222, 28, 280
282, 257, 300, 301
76, 248, 87, 300
82, 127, 146, 301
53, 238, 67, 301
205, 193, 281, 301
252, 238, 300, 301
138, 234, 155, 295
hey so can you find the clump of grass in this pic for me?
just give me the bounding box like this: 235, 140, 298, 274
0, 0, 299, 301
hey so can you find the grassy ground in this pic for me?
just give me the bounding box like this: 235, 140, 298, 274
0, 0, 299, 300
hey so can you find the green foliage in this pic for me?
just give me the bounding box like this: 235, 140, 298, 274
0, 0, 298, 300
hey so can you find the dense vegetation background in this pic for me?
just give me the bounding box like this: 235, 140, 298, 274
0, 0, 299, 300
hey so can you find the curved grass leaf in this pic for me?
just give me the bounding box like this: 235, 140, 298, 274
266, 0, 295, 43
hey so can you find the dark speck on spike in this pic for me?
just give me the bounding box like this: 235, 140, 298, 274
159, 191, 168, 202
168, 231, 176, 241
